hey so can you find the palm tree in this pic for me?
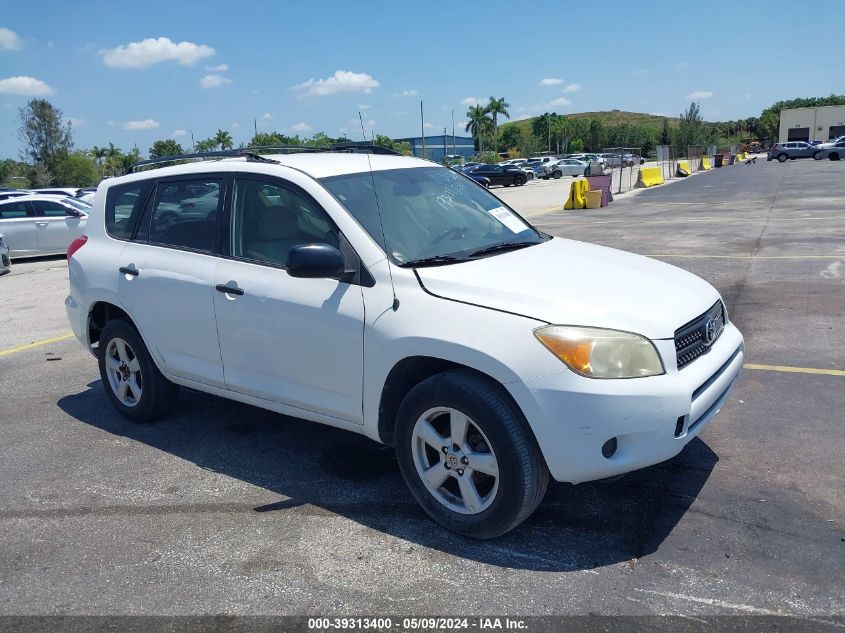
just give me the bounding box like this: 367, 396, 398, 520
214, 129, 233, 150
90, 146, 107, 176
485, 97, 511, 153
465, 105, 493, 152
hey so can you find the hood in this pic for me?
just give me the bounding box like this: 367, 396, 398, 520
415, 237, 720, 339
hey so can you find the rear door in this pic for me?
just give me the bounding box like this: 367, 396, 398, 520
0, 200, 38, 256
30, 199, 85, 253
116, 175, 227, 387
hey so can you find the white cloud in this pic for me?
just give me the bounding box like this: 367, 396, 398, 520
0, 76, 54, 96
675, 61, 688, 69
548, 97, 572, 108
389, 110, 406, 117
358, 104, 372, 110
563, 83, 581, 93
0, 27, 22, 50
171, 129, 187, 138
122, 119, 160, 130
460, 96, 482, 107
288, 122, 312, 133
540, 78, 563, 86
687, 90, 713, 100
423, 122, 434, 130
259, 112, 273, 121
292, 70, 379, 97
68, 117, 86, 127
47, 41, 54, 48
200, 74, 232, 89
204, 63, 228, 72
458, 121, 467, 129
401, 89, 418, 97
633, 68, 649, 76
100, 37, 214, 69
232, 122, 240, 128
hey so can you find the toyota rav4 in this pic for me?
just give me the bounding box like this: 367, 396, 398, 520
65, 148, 744, 538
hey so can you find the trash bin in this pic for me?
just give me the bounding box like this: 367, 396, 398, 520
714, 154, 724, 168
585, 190, 603, 209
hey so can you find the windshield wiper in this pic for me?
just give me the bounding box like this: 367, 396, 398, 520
468, 241, 537, 258
399, 254, 465, 268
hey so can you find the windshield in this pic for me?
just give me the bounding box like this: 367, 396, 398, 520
321, 166, 544, 266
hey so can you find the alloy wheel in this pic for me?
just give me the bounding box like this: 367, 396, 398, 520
104, 337, 143, 407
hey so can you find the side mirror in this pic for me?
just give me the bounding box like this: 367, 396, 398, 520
65, 208, 82, 218
287, 244, 346, 279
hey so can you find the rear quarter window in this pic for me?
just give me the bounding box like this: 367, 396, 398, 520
105, 180, 154, 240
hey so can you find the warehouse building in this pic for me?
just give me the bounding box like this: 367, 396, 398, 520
395, 135, 476, 162
779, 105, 845, 143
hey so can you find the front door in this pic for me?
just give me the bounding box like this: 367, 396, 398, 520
30, 199, 85, 253
212, 176, 365, 423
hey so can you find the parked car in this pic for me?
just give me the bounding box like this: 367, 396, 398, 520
0, 233, 10, 274
767, 142, 816, 162
0, 190, 31, 201
521, 162, 544, 179
0, 194, 89, 258
499, 158, 527, 167
568, 153, 607, 170
32, 187, 85, 197
812, 138, 845, 160
467, 163, 528, 187
66, 150, 744, 538
545, 158, 590, 179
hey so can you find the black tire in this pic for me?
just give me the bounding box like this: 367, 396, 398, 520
813, 151, 823, 160
830, 152, 840, 161
552, 170, 562, 179
98, 319, 178, 423
503, 183, 511, 187
514, 175, 526, 186
777, 153, 788, 162
394, 370, 549, 539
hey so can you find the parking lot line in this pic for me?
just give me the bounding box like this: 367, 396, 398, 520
0, 332, 75, 358
557, 216, 838, 226
744, 363, 845, 377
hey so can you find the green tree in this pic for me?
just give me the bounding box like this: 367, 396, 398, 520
587, 119, 605, 152
0, 159, 32, 188
465, 105, 493, 152
194, 138, 218, 152
149, 139, 185, 159
675, 101, 705, 154
485, 96, 510, 152
214, 129, 233, 150
52, 150, 99, 187
17, 98, 73, 169
568, 138, 585, 153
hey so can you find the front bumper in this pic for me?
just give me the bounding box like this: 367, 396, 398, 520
508, 323, 744, 483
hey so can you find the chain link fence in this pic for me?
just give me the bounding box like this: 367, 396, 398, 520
602, 147, 643, 194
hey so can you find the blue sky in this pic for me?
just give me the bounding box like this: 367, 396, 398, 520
2, 0, 844, 158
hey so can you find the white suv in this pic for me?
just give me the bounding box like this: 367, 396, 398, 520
66, 149, 744, 538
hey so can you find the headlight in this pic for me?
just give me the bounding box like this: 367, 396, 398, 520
534, 325, 665, 379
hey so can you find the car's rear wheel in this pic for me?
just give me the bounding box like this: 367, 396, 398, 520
777, 153, 788, 162
514, 175, 526, 186
394, 370, 548, 539
98, 319, 178, 422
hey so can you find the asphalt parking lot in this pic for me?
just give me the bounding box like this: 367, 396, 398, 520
0, 159, 843, 619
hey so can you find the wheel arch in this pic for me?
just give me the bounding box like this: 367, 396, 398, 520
376, 355, 531, 448
87, 300, 136, 350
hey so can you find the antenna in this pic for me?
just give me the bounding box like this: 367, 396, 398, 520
359, 111, 399, 311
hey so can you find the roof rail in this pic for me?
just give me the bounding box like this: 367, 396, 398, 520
130, 144, 400, 172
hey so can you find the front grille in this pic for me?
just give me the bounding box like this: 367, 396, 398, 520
674, 301, 725, 369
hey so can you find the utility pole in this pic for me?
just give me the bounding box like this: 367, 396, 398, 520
452, 109, 456, 157
420, 101, 426, 159
254, 118, 258, 137
191, 131, 195, 152
443, 127, 448, 164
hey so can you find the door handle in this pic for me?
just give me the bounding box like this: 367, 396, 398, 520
119, 266, 139, 277
35, 222, 49, 227
215, 284, 244, 296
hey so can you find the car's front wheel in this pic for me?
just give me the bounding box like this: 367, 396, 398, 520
813, 151, 823, 160
98, 319, 178, 422
552, 170, 562, 179
514, 175, 526, 186
777, 153, 788, 162
394, 370, 548, 539
829, 152, 840, 161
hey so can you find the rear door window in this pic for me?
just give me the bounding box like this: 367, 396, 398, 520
147, 178, 223, 253
31, 200, 70, 217
0, 200, 32, 219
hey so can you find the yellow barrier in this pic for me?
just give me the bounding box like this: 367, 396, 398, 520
700, 156, 712, 170
678, 160, 691, 173
637, 166, 665, 188
585, 190, 603, 209
564, 178, 590, 209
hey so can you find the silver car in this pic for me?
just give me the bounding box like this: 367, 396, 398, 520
545, 158, 590, 178
0, 233, 10, 274
0, 195, 89, 258
767, 142, 816, 162
812, 138, 845, 161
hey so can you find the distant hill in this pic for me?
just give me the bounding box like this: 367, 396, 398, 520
500, 110, 683, 134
